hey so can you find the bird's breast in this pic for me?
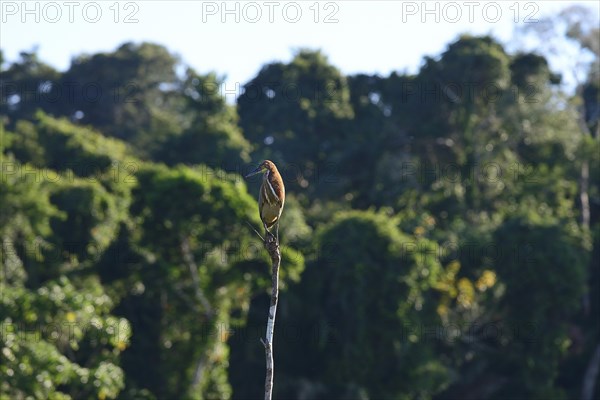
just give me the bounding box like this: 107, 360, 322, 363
261, 201, 282, 225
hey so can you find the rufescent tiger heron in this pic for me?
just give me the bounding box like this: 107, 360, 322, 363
245, 160, 285, 242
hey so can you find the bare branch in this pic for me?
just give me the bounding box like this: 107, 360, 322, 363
262, 233, 281, 400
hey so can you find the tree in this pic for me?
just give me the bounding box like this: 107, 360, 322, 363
1, 141, 131, 399
238, 49, 354, 199
232, 211, 449, 399
0, 50, 61, 125
56, 42, 183, 156
118, 162, 304, 399
491, 214, 588, 398
155, 70, 252, 172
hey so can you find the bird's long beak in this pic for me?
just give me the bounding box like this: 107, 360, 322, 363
245, 166, 262, 178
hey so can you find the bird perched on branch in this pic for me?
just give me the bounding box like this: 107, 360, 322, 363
245, 160, 285, 242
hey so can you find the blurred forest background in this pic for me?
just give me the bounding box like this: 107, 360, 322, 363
1, 5, 599, 400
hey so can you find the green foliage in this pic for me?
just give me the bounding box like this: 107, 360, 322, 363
1, 138, 130, 398
238, 49, 354, 198
510, 53, 554, 88
0, 51, 61, 124
155, 70, 252, 172
131, 163, 255, 245
116, 162, 304, 399
2, 21, 599, 400
49, 179, 121, 263
58, 42, 182, 153
0, 154, 58, 247
492, 215, 589, 397
232, 211, 450, 400
1, 277, 130, 400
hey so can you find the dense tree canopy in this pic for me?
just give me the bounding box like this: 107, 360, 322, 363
1, 17, 599, 400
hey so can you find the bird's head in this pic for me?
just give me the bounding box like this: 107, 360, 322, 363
245, 160, 274, 178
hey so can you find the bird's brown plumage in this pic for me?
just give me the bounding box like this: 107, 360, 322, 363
258, 160, 285, 231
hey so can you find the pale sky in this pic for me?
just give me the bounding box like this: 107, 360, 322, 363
1, 0, 599, 90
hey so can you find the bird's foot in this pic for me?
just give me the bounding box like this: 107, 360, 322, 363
264, 230, 276, 244
263, 231, 279, 255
